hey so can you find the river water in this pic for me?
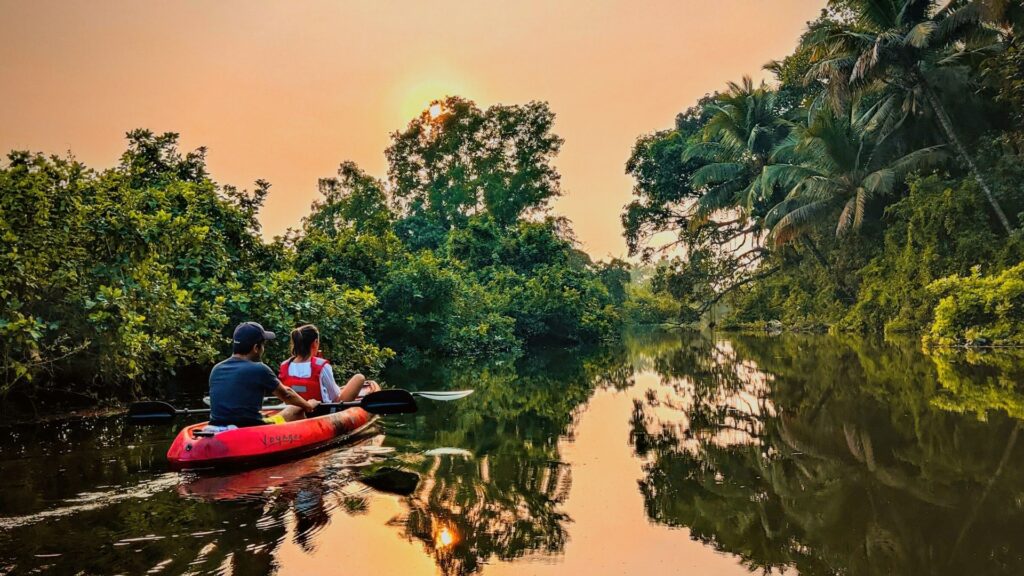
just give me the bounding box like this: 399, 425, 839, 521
2, 330, 1024, 575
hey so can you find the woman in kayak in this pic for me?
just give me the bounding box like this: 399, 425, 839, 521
279, 324, 370, 403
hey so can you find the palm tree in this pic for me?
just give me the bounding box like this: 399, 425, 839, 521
682, 77, 793, 225
764, 104, 946, 245
804, 0, 1015, 234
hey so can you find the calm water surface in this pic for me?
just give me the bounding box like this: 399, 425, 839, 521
2, 331, 1024, 575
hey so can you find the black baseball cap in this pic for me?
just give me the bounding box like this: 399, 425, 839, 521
232, 321, 276, 349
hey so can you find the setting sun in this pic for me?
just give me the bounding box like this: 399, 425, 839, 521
395, 68, 476, 123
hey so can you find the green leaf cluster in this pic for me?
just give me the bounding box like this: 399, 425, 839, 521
926, 261, 1024, 346
620, 284, 682, 326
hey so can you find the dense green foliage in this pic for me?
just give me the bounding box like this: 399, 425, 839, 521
620, 284, 682, 325
623, 0, 1024, 342
1, 97, 621, 402
294, 96, 620, 355
926, 261, 1024, 346
0, 131, 389, 401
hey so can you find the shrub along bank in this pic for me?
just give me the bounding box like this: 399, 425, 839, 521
1, 97, 623, 404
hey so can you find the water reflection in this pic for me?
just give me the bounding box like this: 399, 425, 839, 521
629, 331, 1024, 575
3, 331, 1024, 575
931, 347, 1024, 420
0, 424, 394, 574
382, 347, 619, 575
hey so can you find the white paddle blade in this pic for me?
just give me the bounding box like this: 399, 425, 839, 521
413, 390, 474, 401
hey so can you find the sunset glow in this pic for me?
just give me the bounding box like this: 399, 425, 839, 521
5, 1, 1024, 574
0, 0, 825, 258
397, 70, 475, 121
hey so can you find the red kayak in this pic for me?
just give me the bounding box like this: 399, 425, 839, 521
167, 382, 380, 471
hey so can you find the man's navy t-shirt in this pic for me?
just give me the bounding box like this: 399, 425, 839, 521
208, 357, 280, 426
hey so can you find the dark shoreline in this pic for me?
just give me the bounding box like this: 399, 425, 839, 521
0, 403, 125, 428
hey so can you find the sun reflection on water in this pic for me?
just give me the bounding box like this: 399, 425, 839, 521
434, 525, 457, 550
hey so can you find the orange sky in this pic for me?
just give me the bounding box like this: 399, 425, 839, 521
0, 0, 824, 259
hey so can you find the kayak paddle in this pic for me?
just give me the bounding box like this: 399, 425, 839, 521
276, 387, 475, 405
128, 401, 210, 423
128, 389, 418, 424
413, 389, 474, 401
312, 389, 418, 416
203, 389, 473, 408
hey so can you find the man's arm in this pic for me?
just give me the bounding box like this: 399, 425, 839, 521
272, 383, 319, 412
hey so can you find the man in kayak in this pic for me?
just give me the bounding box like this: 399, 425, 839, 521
208, 321, 321, 427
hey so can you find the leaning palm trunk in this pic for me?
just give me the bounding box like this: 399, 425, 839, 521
915, 70, 1014, 234
800, 236, 856, 304
800, 236, 831, 270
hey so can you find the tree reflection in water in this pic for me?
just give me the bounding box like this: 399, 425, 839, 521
383, 345, 631, 575
6, 331, 1024, 575
629, 331, 1024, 576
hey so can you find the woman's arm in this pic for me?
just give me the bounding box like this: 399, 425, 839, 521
320, 364, 343, 403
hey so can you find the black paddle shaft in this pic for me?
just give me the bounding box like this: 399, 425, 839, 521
127, 389, 417, 423
313, 389, 418, 416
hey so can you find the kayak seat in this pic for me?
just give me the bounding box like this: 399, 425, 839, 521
195, 424, 239, 438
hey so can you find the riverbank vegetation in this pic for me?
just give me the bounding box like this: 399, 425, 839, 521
0, 97, 622, 403
623, 0, 1024, 345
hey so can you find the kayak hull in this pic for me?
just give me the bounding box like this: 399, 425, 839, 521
167, 382, 380, 471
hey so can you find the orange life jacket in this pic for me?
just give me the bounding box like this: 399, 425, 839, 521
278, 356, 330, 402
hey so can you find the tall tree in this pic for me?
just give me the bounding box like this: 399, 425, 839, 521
621, 99, 712, 260
623, 90, 793, 315
306, 161, 393, 236
764, 104, 947, 244
386, 96, 563, 241
683, 77, 794, 225
293, 161, 402, 290
805, 0, 1016, 233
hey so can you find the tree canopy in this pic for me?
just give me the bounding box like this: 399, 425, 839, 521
622, 0, 1024, 338
1, 99, 622, 404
